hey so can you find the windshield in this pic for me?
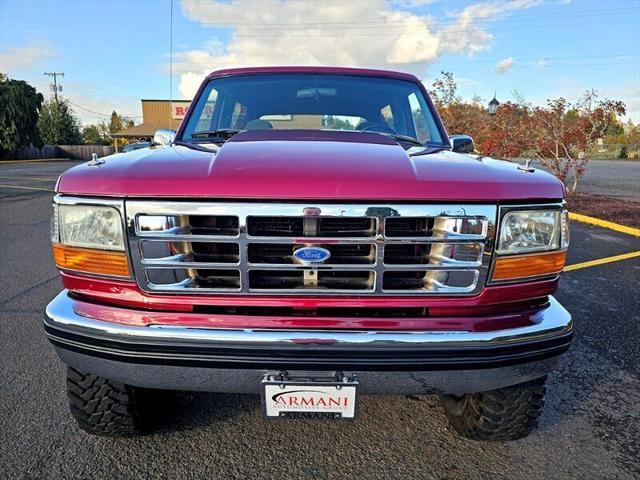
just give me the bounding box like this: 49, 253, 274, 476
180, 74, 444, 146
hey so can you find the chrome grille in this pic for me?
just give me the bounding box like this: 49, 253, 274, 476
248, 243, 375, 265
126, 202, 496, 295
247, 216, 376, 237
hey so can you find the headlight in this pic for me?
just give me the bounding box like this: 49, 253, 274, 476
58, 205, 124, 251
497, 209, 566, 254
491, 206, 569, 282
51, 202, 130, 277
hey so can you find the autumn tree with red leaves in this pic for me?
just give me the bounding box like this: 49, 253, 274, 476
527, 91, 626, 191
478, 102, 530, 159
427, 72, 626, 192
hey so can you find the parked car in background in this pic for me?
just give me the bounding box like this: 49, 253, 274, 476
45, 66, 572, 441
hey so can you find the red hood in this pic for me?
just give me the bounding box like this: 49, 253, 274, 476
57, 130, 564, 201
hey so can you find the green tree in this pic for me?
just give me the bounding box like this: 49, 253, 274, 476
37, 98, 83, 145
108, 111, 134, 134
618, 144, 627, 159
82, 123, 111, 145
107, 111, 135, 148
0, 75, 44, 155
604, 114, 624, 135
109, 111, 124, 133
82, 112, 134, 146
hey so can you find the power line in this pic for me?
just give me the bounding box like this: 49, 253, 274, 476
433, 53, 640, 66
9, 5, 635, 27
66, 100, 142, 120
218, 18, 640, 38
7, 14, 638, 40
6, 6, 637, 30
438, 61, 640, 71
66, 101, 111, 117
42, 74, 141, 121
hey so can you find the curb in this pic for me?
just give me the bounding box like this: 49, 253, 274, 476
569, 212, 640, 237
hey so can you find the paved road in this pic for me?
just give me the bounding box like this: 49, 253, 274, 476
579, 160, 640, 201
1, 161, 639, 479
532, 159, 640, 201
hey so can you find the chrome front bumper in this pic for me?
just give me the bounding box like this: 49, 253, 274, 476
44, 291, 573, 394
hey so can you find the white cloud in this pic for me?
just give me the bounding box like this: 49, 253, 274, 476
436, 0, 539, 55
175, 0, 543, 98
177, 71, 210, 101
0, 41, 55, 73
494, 57, 515, 74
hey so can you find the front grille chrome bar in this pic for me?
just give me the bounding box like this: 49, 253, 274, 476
126, 202, 497, 296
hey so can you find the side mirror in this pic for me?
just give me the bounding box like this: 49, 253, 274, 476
450, 135, 475, 154
153, 129, 176, 147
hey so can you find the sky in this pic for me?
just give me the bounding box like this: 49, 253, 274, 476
1, 0, 639, 125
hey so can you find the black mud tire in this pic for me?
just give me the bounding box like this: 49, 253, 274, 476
66, 367, 147, 437
439, 376, 547, 441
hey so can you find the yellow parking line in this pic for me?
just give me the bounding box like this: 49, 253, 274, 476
0, 184, 54, 192
564, 251, 640, 272
569, 212, 640, 237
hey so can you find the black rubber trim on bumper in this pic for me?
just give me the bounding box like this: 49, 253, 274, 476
44, 323, 573, 372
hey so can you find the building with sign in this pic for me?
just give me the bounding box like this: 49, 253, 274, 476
113, 99, 325, 144
112, 99, 191, 141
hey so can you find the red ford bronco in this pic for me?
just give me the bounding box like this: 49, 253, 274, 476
45, 66, 572, 440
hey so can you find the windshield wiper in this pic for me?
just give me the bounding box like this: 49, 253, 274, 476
355, 129, 423, 147
190, 129, 243, 142
408, 144, 449, 156
173, 140, 219, 153
383, 133, 424, 147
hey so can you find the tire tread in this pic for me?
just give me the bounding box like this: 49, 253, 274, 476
440, 377, 547, 441
66, 367, 143, 436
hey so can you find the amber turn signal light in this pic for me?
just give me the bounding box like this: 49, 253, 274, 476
491, 250, 567, 281
53, 244, 130, 277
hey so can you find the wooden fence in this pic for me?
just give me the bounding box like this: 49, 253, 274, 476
1, 145, 114, 161
56, 145, 114, 160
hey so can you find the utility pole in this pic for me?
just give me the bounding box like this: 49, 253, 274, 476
44, 72, 64, 105
169, 0, 174, 131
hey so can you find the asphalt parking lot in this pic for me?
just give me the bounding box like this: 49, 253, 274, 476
533, 159, 640, 201
1, 160, 639, 480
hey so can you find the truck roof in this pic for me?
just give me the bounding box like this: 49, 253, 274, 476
206, 66, 421, 83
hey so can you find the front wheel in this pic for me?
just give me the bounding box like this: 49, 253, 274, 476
439, 376, 547, 441
66, 367, 148, 436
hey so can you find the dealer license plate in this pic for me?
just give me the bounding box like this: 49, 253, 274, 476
262, 375, 358, 419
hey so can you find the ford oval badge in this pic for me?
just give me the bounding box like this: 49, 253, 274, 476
293, 246, 331, 264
